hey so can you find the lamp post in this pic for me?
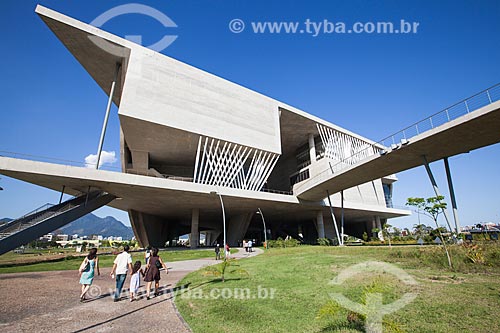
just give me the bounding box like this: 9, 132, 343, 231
210, 190, 226, 257
256, 208, 267, 249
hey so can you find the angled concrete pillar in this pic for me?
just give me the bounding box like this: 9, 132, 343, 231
191, 208, 199, 249
422, 156, 454, 232
129, 210, 169, 248
444, 158, 461, 234
309, 133, 317, 164
316, 211, 325, 239
227, 212, 253, 246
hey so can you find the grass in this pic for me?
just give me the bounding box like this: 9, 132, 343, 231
0, 248, 224, 274
175, 244, 500, 333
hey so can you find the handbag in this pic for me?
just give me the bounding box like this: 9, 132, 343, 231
79, 258, 89, 272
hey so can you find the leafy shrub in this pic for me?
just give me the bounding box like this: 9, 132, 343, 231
267, 237, 300, 248
317, 238, 336, 246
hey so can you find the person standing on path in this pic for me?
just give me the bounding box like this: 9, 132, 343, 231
78, 248, 99, 302
215, 244, 221, 260
225, 244, 230, 259
248, 240, 253, 253
144, 246, 151, 265
110, 245, 133, 302
144, 248, 168, 300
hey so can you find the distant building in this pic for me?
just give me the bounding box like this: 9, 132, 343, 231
40, 233, 53, 242
56, 234, 69, 241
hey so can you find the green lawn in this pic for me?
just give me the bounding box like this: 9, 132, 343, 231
175, 245, 500, 333
0, 249, 220, 274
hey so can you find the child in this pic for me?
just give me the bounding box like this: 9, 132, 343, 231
129, 261, 145, 302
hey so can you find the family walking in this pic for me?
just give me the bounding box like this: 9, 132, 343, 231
78, 246, 168, 302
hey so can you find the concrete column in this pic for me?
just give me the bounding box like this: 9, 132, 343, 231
316, 211, 325, 239
372, 217, 377, 238
130, 150, 149, 171
191, 208, 199, 249
203, 232, 211, 247
308, 134, 317, 164
376, 216, 384, 241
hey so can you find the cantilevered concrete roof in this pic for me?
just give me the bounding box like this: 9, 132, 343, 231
0, 157, 408, 222
36, 5, 132, 106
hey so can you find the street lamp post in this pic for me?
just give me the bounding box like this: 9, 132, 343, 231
210, 190, 226, 258
256, 208, 267, 249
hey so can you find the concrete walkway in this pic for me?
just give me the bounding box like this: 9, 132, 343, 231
0, 248, 263, 333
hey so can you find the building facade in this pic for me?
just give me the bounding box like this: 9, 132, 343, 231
0, 6, 410, 248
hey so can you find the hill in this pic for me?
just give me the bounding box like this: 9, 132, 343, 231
0, 215, 133, 239
56, 214, 134, 239
0, 218, 13, 225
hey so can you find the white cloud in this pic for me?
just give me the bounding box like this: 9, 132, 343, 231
84, 150, 117, 169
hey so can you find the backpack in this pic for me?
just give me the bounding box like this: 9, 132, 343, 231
155, 258, 162, 269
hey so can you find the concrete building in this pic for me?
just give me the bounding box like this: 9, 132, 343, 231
0, 6, 410, 249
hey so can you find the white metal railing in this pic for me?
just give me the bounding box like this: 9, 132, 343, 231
295, 83, 500, 192
378, 83, 500, 147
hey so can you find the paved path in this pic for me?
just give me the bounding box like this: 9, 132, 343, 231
0, 248, 262, 333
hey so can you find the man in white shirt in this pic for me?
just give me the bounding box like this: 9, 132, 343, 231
110, 245, 133, 302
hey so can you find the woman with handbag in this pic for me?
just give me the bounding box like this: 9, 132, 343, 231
78, 248, 100, 301
143, 247, 168, 300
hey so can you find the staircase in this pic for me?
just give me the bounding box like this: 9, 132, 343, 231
0, 191, 115, 255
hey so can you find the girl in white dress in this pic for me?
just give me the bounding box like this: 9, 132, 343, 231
129, 261, 145, 302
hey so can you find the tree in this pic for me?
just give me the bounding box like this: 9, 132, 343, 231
406, 196, 453, 269
413, 223, 430, 239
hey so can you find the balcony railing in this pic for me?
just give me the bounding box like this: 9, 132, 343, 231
294, 82, 500, 192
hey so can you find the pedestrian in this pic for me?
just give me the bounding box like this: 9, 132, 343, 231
78, 248, 99, 302
248, 239, 253, 253
129, 261, 145, 302
225, 243, 230, 259
110, 245, 133, 302
215, 244, 221, 260
144, 247, 168, 299
144, 246, 151, 265
243, 239, 248, 252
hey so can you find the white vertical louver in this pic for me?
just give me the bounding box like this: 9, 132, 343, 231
193, 136, 279, 191
316, 124, 380, 167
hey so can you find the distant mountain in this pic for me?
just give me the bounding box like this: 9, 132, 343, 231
56, 214, 134, 239
0, 218, 13, 225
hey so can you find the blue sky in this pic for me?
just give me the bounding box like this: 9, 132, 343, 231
1, 0, 500, 230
